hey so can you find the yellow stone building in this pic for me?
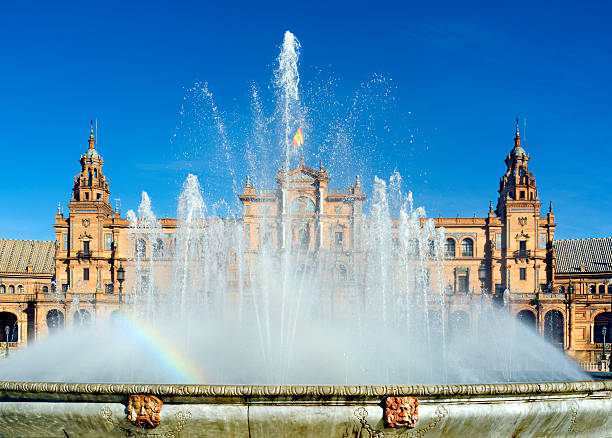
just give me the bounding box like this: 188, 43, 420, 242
0, 121, 610, 366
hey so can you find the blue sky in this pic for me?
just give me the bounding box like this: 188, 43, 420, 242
0, 0, 610, 240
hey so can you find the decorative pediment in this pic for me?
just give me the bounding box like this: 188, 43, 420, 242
78, 232, 93, 240
291, 171, 315, 181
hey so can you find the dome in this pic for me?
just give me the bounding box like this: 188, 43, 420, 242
511, 144, 527, 158
83, 147, 102, 160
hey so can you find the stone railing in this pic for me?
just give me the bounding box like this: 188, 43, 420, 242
578, 361, 610, 372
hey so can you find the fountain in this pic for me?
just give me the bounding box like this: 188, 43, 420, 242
0, 31, 610, 437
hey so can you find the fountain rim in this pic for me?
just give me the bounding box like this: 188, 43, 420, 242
0, 380, 609, 404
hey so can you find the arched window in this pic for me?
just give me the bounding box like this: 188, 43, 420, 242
599, 285, 605, 294
8, 286, 14, 294
46, 310, 64, 333
17, 285, 23, 294
135, 238, 147, 258
0, 285, 4, 294
408, 238, 419, 256
558, 285, 565, 294
42, 286, 48, 293
338, 265, 348, 281
461, 238, 474, 257
428, 240, 436, 256
444, 238, 455, 258
609, 284, 612, 294
544, 310, 564, 349
589, 285, 596, 294
153, 238, 164, 259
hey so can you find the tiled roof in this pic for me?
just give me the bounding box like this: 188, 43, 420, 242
554, 238, 612, 274
0, 239, 55, 275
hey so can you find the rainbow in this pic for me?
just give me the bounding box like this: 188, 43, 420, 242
117, 314, 207, 384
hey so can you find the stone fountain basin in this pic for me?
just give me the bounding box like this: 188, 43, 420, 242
0, 380, 610, 437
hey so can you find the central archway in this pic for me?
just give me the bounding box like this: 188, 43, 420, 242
46, 309, 65, 333
516, 309, 536, 330
594, 312, 611, 343
449, 310, 470, 337
74, 309, 91, 327
544, 310, 564, 349
0, 312, 18, 342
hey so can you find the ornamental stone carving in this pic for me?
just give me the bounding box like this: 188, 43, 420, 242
127, 394, 163, 428
383, 396, 418, 428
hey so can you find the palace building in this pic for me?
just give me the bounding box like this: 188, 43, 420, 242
0, 121, 610, 367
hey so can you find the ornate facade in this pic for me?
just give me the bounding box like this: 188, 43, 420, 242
0, 121, 610, 365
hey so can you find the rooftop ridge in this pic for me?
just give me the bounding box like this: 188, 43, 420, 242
555, 237, 612, 242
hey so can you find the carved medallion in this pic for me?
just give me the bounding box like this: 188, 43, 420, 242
127, 395, 163, 428
82, 218, 90, 228
518, 217, 527, 226
383, 396, 418, 428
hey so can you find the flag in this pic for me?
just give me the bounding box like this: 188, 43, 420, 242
292, 127, 304, 147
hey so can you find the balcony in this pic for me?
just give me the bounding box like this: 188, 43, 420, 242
76, 250, 92, 259
513, 250, 532, 259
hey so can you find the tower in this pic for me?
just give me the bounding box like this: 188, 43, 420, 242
494, 120, 555, 303
54, 122, 118, 299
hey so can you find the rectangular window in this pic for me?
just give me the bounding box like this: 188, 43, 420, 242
520, 191, 525, 199
83, 268, 89, 281
63, 234, 69, 250
62, 284, 68, 292
540, 233, 547, 249
335, 232, 344, 245
83, 241, 90, 253
496, 234, 502, 250
519, 240, 527, 256
105, 234, 112, 250
520, 268, 526, 280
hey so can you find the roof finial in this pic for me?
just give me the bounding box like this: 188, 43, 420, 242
88, 120, 95, 149
356, 175, 361, 187
515, 117, 520, 138
549, 200, 553, 213
57, 202, 61, 214
513, 117, 522, 148
300, 154, 305, 166
245, 175, 251, 188
319, 159, 323, 172
489, 200, 493, 213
